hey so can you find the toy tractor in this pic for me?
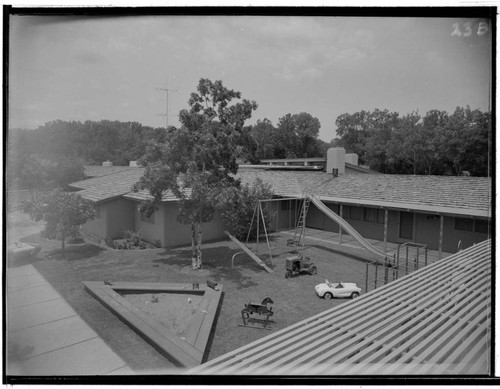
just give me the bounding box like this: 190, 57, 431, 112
285, 252, 317, 278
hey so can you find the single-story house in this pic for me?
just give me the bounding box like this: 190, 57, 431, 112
70, 148, 492, 254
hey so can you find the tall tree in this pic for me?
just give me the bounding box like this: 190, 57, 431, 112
135, 79, 257, 269
335, 110, 372, 164
363, 109, 399, 172
251, 118, 279, 160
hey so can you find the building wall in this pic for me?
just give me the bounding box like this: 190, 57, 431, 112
307, 203, 396, 241
83, 199, 136, 240
137, 202, 228, 248
135, 202, 166, 246
305, 200, 490, 253
441, 216, 490, 252
267, 199, 301, 231
84, 196, 490, 253
414, 213, 440, 250
82, 203, 108, 239
106, 198, 136, 238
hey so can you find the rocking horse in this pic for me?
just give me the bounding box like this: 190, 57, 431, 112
241, 297, 274, 328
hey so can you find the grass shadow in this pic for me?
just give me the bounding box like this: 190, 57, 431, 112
7, 254, 45, 269
153, 246, 261, 290
44, 243, 106, 261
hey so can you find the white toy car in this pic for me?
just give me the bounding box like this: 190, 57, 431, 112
315, 280, 361, 300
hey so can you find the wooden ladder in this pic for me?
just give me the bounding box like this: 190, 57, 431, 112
289, 197, 311, 247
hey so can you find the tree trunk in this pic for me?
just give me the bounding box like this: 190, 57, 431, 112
191, 223, 197, 269
196, 218, 203, 269
61, 230, 66, 252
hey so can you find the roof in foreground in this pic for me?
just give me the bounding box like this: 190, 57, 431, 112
187, 239, 492, 376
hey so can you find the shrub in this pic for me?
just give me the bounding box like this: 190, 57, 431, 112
217, 178, 274, 241
105, 236, 116, 248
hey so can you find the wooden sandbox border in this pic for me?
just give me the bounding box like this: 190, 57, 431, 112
83, 281, 223, 367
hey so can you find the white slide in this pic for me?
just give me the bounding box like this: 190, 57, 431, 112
224, 231, 274, 273
308, 195, 387, 259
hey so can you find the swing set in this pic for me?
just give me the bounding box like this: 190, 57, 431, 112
245, 196, 310, 260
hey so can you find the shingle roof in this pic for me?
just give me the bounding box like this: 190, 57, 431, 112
82, 165, 138, 179
73, 166, 492, 217
70, 168, 146, 203
237, 168, 492, 217
123, 188, 191, 202
73, 166, 189, 203
187, 239, 492, 376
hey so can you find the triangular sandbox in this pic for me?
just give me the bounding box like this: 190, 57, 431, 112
83, 281, 223, 367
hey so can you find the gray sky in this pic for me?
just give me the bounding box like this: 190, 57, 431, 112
8, 13, 492, 141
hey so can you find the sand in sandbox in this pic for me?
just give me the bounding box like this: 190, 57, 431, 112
121, 292, 205, 338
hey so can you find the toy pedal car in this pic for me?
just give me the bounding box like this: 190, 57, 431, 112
285, 252, 317, 278
315, 279, 361, 299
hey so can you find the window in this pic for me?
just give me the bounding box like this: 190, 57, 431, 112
349, 206, 362, 220
94, 204, 101, 219
474, 219, 490, 234
455, 217, 473, 232
364, 208, 384, 224
327, 204, 339, 214
140, 211, 155, 224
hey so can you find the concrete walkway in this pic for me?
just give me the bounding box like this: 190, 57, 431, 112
6, 264, 134, 376
280, 227, 452, 263
6, 212, 134, 376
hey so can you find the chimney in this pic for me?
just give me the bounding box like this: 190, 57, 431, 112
102, 160, 113, 167
326, 147, 345, 176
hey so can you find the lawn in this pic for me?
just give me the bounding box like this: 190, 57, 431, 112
10, 213, 377, 374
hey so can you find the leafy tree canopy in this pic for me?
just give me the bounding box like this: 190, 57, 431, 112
23, 191, 95, 250
134, 78, 258, 268
335, 106, 491, 176
216, 178, 274, 241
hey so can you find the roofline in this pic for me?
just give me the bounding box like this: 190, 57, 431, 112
314, 195, 491, 218
103, 191, 491, 218
260, 157, 326, 163
239, 164, 325, 171
78, 193, 125, 204
345, 162, 382, 174
122, 193, 179, 202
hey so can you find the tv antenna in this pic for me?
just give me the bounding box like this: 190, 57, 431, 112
155, 80, 178, 129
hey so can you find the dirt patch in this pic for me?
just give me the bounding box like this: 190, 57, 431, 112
121, 292, 204, 338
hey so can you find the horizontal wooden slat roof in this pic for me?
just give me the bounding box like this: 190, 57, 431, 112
187, 239, 492, 376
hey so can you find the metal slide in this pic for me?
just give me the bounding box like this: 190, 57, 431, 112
224, 231, 274, 273
308, 195, 387, 259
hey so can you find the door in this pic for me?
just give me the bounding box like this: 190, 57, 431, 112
399, 211, 414, 240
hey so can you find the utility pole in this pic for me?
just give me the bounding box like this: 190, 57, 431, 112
155, 80, 178, 130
